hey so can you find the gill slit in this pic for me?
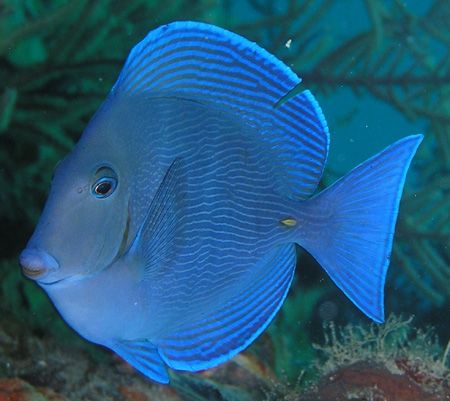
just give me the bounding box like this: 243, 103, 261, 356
109, 197, 132, 267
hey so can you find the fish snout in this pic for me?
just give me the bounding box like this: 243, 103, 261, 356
19, 248, 59, 280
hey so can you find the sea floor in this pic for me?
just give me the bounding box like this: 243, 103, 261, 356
0, 313, 448, 401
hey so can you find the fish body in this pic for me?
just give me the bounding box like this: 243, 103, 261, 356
44, 96, 303, 341
19, 22, 423, 383
44, 97, 298, 340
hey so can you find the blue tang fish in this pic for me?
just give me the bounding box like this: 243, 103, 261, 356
19, 21, 423, 383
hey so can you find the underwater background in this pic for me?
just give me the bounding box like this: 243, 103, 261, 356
0, 0, 448, 400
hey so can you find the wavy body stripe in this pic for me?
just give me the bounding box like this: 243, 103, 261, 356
113, 98, 302, 330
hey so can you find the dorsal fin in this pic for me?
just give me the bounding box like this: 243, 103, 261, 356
112, 21, 329, 199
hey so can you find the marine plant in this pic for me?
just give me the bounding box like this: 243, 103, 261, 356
265, 315, 449, 401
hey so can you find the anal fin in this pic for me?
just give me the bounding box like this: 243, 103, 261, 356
157, 244, 296, 372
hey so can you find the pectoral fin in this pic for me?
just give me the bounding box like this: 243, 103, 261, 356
129, 157, 185, 277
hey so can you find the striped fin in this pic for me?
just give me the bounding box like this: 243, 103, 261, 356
130, 157, 185, 277
112, 339, 169, 383
156, 244, 296, 371
113, 21, 329, 199
301, 135, 423, 322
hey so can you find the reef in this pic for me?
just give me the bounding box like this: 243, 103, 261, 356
0, 310, 276, 401
267, 315, 449, 401
1, 314, 447, 401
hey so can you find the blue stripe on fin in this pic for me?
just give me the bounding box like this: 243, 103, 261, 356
112, 339, 169, 383
300, 135, 423, 322
157, 244, 296, 372
112, 21, 329, 198
271, 89, 329, 199
159, 253, 292, 354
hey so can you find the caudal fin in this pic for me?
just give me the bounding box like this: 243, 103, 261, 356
301, 135, 423, 323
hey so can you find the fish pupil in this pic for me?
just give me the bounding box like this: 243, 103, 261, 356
95, 181, 111, 195
92, 168, 117, 198
92, 177, 116, 198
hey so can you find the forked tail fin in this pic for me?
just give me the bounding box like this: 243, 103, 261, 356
300, 135, 423, 322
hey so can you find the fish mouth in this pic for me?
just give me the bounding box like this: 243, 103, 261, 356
38, 273, 85, 287
19, 248, 59, 280
35, 199, 132, 288
22, 267, 46, 278
39, 277, 66, 286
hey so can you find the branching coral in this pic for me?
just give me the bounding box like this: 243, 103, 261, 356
328, 1, 450, 307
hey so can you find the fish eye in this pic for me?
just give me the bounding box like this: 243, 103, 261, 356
92, 177, 116, 198
91, 165, 118, 199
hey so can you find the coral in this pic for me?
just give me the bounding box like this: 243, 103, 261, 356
265, 315, 449, 401
267, 285, 327, 381
323, 1, 450, 311
306, 362, 444, 401
299, 315, 450, 401
315, 315, 448, 388
117, 385, 151, 401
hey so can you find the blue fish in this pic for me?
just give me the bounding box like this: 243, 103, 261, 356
19, 21, 423, 383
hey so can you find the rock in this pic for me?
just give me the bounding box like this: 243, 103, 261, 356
0, 378, 67, 401
118, 385, 150, 401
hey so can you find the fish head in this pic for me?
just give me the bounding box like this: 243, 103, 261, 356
19, 111, 132, 287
